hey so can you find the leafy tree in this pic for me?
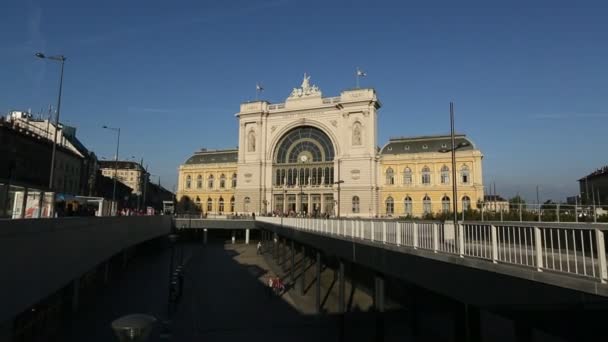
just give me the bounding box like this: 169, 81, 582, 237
509, 195, 526, 205
176, 196, 200, 214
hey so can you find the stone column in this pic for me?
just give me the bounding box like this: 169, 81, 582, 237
300, 246, 306, 295
245, 229, 250, 244
321, 195, 325, 215
315, 251, 321, 313
374, 275, 385, 342
231, 230, 236, 244
203, 228, 208, 244
72, 278, 80, 313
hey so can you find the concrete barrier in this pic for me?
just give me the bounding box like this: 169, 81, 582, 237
0, 216, 171, 323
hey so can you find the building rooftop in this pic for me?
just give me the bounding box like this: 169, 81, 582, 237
380, 134, 476, 155
98, 160, 145, 171
579, 165, 608, 181
184, 148, 238, 165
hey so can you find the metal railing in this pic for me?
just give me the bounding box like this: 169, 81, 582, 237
257, 217, 608, 283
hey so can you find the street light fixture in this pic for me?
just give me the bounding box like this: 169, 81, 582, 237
437, 102, 469, 227
35, 52, 66, 192
333, 180, 345, 218
103, 125, 121, 215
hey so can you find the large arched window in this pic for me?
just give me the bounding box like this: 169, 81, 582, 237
352, 196, 360, 213
404, 196, 413, 216
462, 196, 471, 211
421, 166, 431, 185
440, 165, 450, 184
460, 165, 470, 184
274, 126, 334, 164
423, 195, 432, 214
442, 196, 450, 213
219, 174, 226, 188
232, 173, 237, 188
207, 197, 213, 212
196, 175, 202, 188
386, 196, 394, 215
230, 196, 235, 212
403, 167, 412, 185
244, 197, 251, 212
386, 168, 395, 185
208, 175, 214, 189
219, 197, 224, 212
185, 175, 191, 189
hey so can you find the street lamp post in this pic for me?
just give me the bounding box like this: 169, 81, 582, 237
333, 180, 344, 218
438, 102, 469, 227
103, 126, 121, 215
35, 52, 66, 191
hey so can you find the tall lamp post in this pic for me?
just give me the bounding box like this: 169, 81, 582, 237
103, 125, 121, 215
438, 102, 469, 226
333, 180, 344, 218
35, 52, 66, 191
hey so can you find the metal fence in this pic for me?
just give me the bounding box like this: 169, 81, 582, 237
257, 217, 608, 283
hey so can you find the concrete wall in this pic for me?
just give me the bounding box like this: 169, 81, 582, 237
0, 216, 171, 323
173, 218, 255, 230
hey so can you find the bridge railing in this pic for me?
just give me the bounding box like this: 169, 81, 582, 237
257, 217, 608, 283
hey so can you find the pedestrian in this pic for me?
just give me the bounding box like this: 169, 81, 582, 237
257, 241, 262, 255
252, 212, 256, 220
267, 277, 274, 298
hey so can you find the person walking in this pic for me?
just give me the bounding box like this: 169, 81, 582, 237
267, 277, 274, 299
257, 241, 262, 255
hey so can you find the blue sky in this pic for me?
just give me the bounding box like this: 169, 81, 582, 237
1, 0, 607, 201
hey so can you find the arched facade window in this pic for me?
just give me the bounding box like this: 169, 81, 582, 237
195, 196, 201, 206
219, 174, 226, 188
352, 122, 362, 146
185, 175, 191, 189
386, 196, 394, 215
462, 196, 471, 211
232, 173, 237, 188
352, 196, 360, 213
460, 165, 470, 184
208, 175, 214, 189
403, 167, 412, 185
404, 196, 413, 216
196, 175, 202, 188
244, 197, 251, 212
386, 168, 395, 185
230, 196, 235, 212
440, 165, 450, 184
421, 166, 431, 185
219, 197, 224, 212
207, 197, 213, 212
441, 196, 450, 213
423, 195, 432, 214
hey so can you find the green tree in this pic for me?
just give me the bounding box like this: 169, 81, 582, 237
176, 196, 200, 214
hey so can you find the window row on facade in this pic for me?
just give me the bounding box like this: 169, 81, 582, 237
273, 166, 334, 186
384, 165, 470, 186
350, 195, 472, 215
184, 173, 237, 190
194, 195, 251, 213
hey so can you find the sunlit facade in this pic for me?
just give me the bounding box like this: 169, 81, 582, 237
177, 75, 484, 217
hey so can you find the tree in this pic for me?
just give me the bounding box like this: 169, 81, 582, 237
509, 195, 526, 205
176, 195, 199, 214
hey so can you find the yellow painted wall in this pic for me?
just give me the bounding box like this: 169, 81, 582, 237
378, 150, 484, 217
177, 163, 237, 213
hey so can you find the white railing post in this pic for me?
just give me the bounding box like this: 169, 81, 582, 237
382, 222, 387, 244
458, 223, 465, 257
432, 223, 439, 252
534, 227, 544, 272
371, 222, 375, 242
351, 220, 355, 238
413, 222, 419, 249
396, 223, 402, 246
595, 229, 607, 283
491, 225, 498, 263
